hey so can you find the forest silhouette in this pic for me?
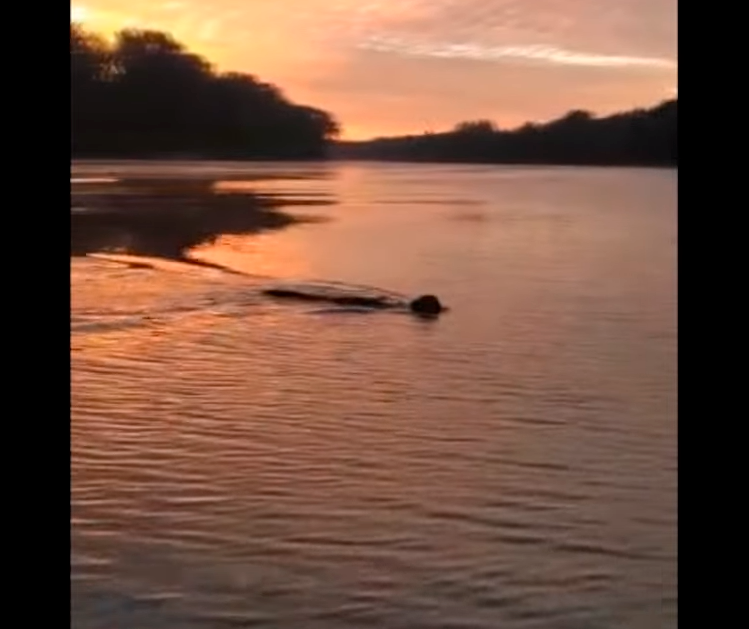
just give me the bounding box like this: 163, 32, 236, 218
71, 24, 340, 159
335, 101, 676, 167
71, 23, 676, 166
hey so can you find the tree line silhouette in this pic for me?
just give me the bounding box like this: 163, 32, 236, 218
72, 23, 675, 166
334, 100, 677, 167
71, 24, 340, 159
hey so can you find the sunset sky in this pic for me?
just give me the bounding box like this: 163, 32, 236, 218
71, 1, 677, 140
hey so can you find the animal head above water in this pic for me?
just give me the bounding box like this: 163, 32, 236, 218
409, 294, 444, 316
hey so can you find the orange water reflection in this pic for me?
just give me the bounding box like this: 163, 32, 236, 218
190, 233, 312, 279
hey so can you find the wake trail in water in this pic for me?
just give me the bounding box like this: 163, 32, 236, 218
84, 252, 268, 280
77, 251, 416, 329
84, 252, 411, 303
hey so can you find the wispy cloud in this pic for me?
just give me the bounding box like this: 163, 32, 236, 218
359, 35, 675, 70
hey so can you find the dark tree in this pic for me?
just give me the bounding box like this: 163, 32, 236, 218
71, 25, 340, 159
335, 101, 677, 167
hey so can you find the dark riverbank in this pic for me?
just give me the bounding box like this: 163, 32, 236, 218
334, 100, 677, 168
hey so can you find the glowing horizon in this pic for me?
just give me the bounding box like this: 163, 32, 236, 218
70, 1, 677, 140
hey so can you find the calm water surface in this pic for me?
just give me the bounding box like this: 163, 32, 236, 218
71, 162, 677, 629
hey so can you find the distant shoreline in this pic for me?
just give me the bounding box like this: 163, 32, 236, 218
70, 153, 332, 163
329, 157, 677, 170
71, 155, 676, 170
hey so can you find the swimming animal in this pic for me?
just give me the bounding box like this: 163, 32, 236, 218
261, 288, 444, 316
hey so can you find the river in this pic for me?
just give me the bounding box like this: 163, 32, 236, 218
71, 161, 677, 629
